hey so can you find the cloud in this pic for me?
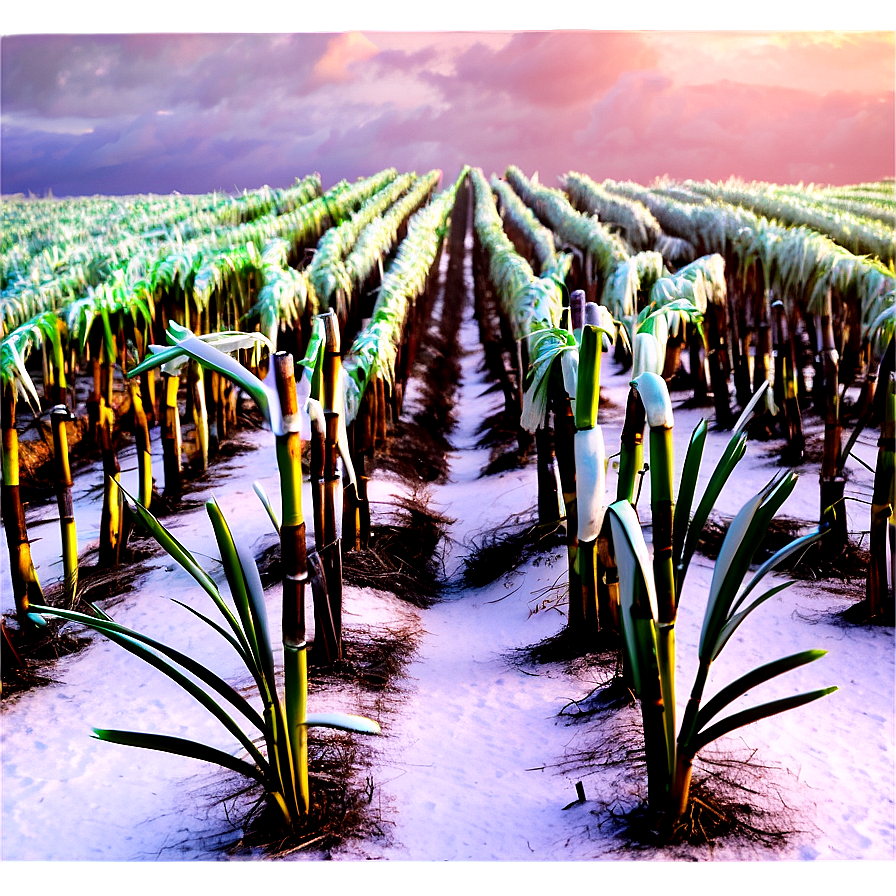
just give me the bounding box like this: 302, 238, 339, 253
1, 32, 892, 196
312, 32, 380, 85
645, 31, 895, 98
0, 34, 332, 121
572, 74, 895, 184
443, 31, 657, 107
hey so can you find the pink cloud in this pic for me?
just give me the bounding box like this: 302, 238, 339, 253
445, 31, 657, 108
312, 32, 380, 85
574, 75, 895, 185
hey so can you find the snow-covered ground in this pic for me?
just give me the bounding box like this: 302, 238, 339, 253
2, 244, 893, 890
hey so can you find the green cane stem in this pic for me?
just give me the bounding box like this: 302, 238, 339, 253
273, 352, 310, 815
50, 405, 78, 605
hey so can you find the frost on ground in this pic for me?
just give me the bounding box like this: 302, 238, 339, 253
2, 271, 894, 886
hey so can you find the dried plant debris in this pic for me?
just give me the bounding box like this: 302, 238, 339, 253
510, 626, 622, 674
620, 753, 798, 853
311, 621, 421, 695
474, 406, 533, 475
460, 511, 565, 589
376, 244, 464, 485
174, 729, 388, 859
559, 702, 800, 854
343, 492, 453, 607
376, 415, 453, 485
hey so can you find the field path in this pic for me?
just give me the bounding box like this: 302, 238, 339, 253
343, 234, 605, 861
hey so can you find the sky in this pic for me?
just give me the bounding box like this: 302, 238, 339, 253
1, 9, 894, 197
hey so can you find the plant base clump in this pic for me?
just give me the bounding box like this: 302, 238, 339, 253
322, 621, 421, 692
698, 512, 871, 584
343, 492, 452, 607
473, 401, 533, 475
618, 752, 798, 852
180, 729, 385, 859
460, 511, 565, 589
511, 626, 621, 673
559, 699, 799, 854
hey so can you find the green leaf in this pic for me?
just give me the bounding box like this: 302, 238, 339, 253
92, 729, 266, 783
606, 500, 659, 698
731, 526, 827, 616
688, 687, 838, 755
691, 649, 829, 742
699, 471, 799, 662
170, 599, 253, 667
677, 432, 749, 592
520, 326, 574, 433
30, 604, 267, 738
206, 499, 276, 696
633, 371, 673, 429
673, 419, 708, 578
118, 483, 218, 601
575, 325, 601, 429
117, 482, 253, 664
732, 380, 770, 436
253, 481, 281, 535
132, 323, 285, 435
711, 582, 795, 661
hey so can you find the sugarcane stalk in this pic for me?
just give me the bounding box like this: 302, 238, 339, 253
819, 288, 847, 554
310, 411, 326, 550
866, 373, 895, 622
772, 300, 805, 463
321, 411, 343, 656
573, 322, 606, 639
320, 313, 345, 658
2, 384, 44, 626
707, 299, 734, 429
161, 372, 182, 499
205, 370, 220, 452
87, 352, 102, 445
551, 384, 581, 633
617, 385, 646, 504
191, 361, 209, 472
98, 403, 122, 568
129, 378, 154, 509
375, 375, 387, 447
50, 404, 78, 605
729, 281, 753, 410
751, 289, 774, 434
273, 351, 309, 815
687, 325, 708, 402
535, 424, 562, 524
342, 416, 362, 551
636, 373, 677, 775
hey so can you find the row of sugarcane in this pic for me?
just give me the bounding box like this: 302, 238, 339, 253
680, 177, 895, 265
1, 168, 436, 631
2, 164, 447, 631
497, 168, 894, 592
15, 169, 465, 835
1, 171, 396, 613
472, 167, 848, 833
2, 175, 327, 336
591, 175, 894, 569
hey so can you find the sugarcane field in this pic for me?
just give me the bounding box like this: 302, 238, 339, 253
1, 24, 894, 885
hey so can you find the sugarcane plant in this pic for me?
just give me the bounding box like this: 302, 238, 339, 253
605, 394, 835, 830
866, 371, 895, 622
33, 323, 379, 833
1, 311, 66, 628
